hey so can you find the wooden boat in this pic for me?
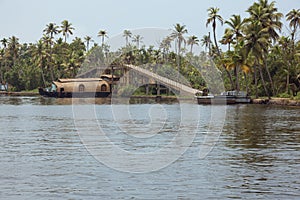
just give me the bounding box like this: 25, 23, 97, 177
39, 78, 111, 98
196, 90, 251, 104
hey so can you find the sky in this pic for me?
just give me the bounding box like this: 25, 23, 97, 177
0, 0, 299, 45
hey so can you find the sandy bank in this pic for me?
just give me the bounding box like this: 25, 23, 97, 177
252, 98, 300, 106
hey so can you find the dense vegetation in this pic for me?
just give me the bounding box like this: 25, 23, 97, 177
0, 0, 299, 98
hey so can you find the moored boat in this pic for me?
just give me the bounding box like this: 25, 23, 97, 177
39, 78, 111, 98
196, 90, 251, 104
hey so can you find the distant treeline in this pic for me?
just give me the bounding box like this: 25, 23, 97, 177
0, 0, 299, 98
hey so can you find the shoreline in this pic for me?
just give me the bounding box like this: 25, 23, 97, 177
0, 91, 40, 97
252, 98, 300, 106
1, 91, 300, 106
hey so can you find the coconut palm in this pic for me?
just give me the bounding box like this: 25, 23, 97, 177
123, 30, 132, 46
98, 30, 108, 47
247, 0, 283, 95
32, 40, 49, 87
84, 36, 93, 51
220, 29, 234, 51
286, 9, 300, 42
201, 34, 212, 55
225, 15, 245, 42
206, 7, 223, 56
187, 35, 199, 53
43, 23, 59, 41
244, 22, 270, 98
1, 38, 8, 49
132, 34, 143, 49
7, 36, 20, 67
170, 23, 188, 54
0, 38, 8, 81
170, 23, 188, 78
60, 20, 74, 43
247, 0, 282, 42
160, 36, 172, 61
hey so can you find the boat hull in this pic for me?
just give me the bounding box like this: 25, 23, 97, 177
39, 88, 110, 98
196, 91, 251, 105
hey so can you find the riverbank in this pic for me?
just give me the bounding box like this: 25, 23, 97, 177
252, 98, 300, 106
1, 92, 300, 106
0, 91, 39, 96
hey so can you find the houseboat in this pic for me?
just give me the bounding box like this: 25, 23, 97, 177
196, 90, 251, 104
39, 78, 111, 98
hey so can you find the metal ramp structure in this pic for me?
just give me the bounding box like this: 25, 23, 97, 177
77, 64, 201, 96
123, 64, 201, 95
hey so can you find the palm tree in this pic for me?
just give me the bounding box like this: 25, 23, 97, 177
84, 36, 93, 51
225, 15, 245, 43
206, 7, 223, 56
170, 23, 188, 79
286, 9, 300, 42
247, 0, 283, 96
98, 30, 108, 47
244, 22, 270, 98
43, 23, 59, 41
0, 38, 8, 81
1, 38, 8, 49
159, 36, 172, 61
132, 34, 143, 49
123, 30, 132, 46
187, 35, 199, 53
201, 34, 212, 55
32, 40, 49, 87
60, 20, 74, 43
7, 36, 20, 67
220, 29, 234, 51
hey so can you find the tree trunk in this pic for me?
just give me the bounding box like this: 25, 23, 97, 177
259, 65, 270, 99
235, 65, 240, 92
264, 55, 275, 96
286, 64, 290, 94
254, 65, 258, 98
213, 28, 235, 90
244, 72, 249, 95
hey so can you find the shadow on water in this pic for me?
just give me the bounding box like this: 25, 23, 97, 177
0, 96, 182, 105
221, 104, 300, 197
224, 104, 300, 149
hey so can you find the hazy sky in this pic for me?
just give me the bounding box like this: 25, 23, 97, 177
0, 0, 299, 44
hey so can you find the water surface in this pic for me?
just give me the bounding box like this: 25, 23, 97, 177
0, 96, 299, 199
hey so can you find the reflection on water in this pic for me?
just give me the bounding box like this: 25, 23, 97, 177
0, 97, 299, 199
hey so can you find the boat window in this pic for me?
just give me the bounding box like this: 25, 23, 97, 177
101, 84, 107, 91
79, 84, 85, 92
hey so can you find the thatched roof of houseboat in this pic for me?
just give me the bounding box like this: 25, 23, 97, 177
58, 78, 102, 83
53, 78, 110, 93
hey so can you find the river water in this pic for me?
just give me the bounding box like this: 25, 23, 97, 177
0, 96, 299, 199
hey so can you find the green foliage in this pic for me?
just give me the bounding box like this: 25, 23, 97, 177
0, 3, 299, 98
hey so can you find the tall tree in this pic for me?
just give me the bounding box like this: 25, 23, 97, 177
98, 30, 108, 47
0, 38, 8, 82
187, 35, 199, 53
159, 36, 172, 61
170, 23, 188, 79
220, 29, 234, 51
43, 23, 59, 41
244, 22, 270, 98
7, 36, 20, 67
286, 9, 300, 42
132, 34, 143, 49
1, 38, 8, 49
84, 36, 93, 52
123, 30, 132, 46
225, 15, 245, 43
201, 34, 212, 55
60, 20, 74, 43
206, 7, 223, 56
246, 0, 283, 95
